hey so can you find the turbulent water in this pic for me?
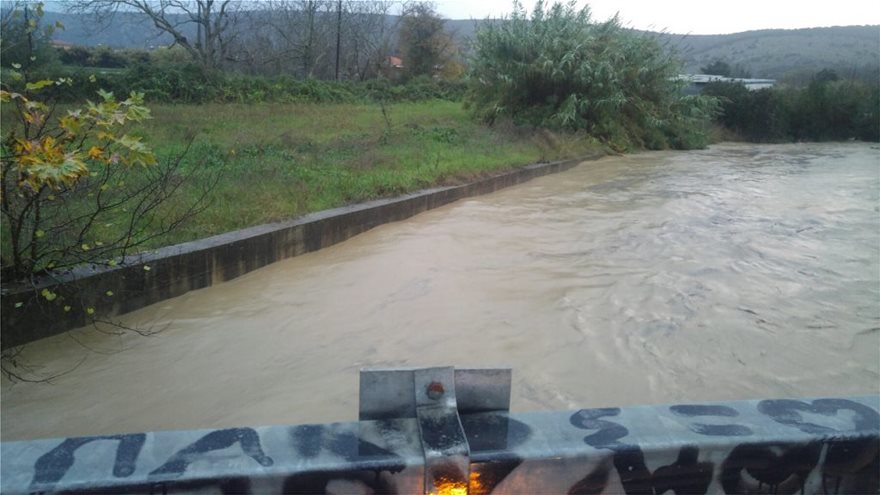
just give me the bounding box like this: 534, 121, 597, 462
3, 142, 879, 441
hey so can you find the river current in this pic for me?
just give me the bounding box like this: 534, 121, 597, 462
2, 142, 879, 440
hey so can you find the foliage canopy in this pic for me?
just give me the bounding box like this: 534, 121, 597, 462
465, 0, 718, 150
703, 76, 880, 142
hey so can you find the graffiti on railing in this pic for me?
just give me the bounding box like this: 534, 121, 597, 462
2, 396, 877, 495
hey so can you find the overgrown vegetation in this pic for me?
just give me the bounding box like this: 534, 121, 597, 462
3, 62, 468, 104
465, 0, 718, 151
703, 72, 880, 142
105, 100, 603, 246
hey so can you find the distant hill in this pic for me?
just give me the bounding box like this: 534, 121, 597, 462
30, 6, 880, 82
652, 26, 880, 82
39, 10, 187, 49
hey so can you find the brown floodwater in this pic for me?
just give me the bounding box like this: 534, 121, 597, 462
2, 142, 879, 441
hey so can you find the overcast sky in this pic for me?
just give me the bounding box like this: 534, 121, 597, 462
434, 0, 880, 34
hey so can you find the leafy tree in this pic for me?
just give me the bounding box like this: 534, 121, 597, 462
0, 1, 61, 74
58, 45, 93, 66
702, 73, 879, 142
813, 68, 839, 83
398, 2, 454, 79
0, 83, 215, 283
466, 0, 717, 150
703, 82, 791, 141
700, 60, 732, 77
700, 59, 752, 78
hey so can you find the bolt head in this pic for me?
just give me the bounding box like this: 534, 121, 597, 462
426, 381, 445, 400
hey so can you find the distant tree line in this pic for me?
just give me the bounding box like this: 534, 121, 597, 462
703, 69, 879, 142
3, 1, 459, 80
1, 0, 465, 103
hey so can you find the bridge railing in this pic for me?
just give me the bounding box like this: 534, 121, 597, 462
2, 367, 878, 494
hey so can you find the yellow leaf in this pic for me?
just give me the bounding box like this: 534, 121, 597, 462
64, 305, 72, 312
86, 307, 95, 315
88, 146, 103, 159
89, 74, 97, 83
25, 80, 55, 91
35, 229, 45, 238
106, 291, 114, 297
14, 302, 23, 308
81, 243, 90, 251
143, 265, 151, 271
41, 289, 57, 302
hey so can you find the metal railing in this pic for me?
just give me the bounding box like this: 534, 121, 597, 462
2, 367, 878, 494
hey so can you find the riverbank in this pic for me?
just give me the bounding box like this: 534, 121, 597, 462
3, 142, 877, 441
1, 100, 608, 343
1, 153, 594, 348
134, 100, 604, 248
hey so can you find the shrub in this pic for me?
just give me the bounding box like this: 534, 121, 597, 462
703, 77, 880, 142
465, 0, 718, 150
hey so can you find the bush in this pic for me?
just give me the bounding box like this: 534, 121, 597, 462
21, 63, 469, 105
464, 0, 717, 150
703, 77, 880, 142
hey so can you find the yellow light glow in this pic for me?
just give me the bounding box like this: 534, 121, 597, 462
432, 480, 469, 495
469, 469, 487, 495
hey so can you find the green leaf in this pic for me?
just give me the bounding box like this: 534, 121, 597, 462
97, 89, 115, 102
14, 302, 23, 308
35, 229, 45, 238
25, 80, 54, 91
41, 288, 57, 302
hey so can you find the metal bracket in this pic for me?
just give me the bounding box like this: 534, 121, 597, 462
359, 367, 511, 495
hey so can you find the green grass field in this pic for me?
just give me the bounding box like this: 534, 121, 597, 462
130, 100, 602, 246
0, 99, 604, 267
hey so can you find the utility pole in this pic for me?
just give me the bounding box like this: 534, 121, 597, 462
196, 1, 203, 64
335, 0, 342, 80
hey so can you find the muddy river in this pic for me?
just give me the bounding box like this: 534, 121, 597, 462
3, 142, 879, 440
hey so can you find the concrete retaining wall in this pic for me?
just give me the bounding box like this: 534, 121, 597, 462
1, 156, 593, 349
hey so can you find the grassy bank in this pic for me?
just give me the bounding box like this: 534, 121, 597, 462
127, 100, 601, 248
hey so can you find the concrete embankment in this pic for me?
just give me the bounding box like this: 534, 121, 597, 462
1, 155, 597, 348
